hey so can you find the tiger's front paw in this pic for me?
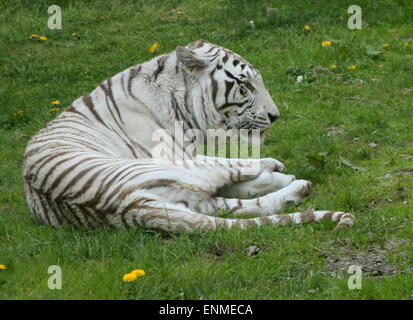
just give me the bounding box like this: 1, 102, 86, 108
260, 158, 285, 173
263, 179, 312, 208
287, 179, 312, 199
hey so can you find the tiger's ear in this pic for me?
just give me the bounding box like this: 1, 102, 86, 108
176, 46, 208, 69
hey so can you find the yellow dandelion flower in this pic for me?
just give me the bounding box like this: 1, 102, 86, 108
39, 36, 48, 41
50, 108, 60, 112
322, 40, 332, 47
148, 42, 159, 53
29, 34, 38, 39
0, 264, 6, 270
347, 65, 357, 70
13, 110, 24, 116
303, 25, 311, 31
123, 272, 138, 282
330, 64, 337, 69
51, 100, 61, 105
131, 269, 145, 277
382, 43, 390, 48
403, 42, 410, 47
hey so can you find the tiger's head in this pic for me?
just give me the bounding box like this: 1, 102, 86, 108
176, 40, 280, 136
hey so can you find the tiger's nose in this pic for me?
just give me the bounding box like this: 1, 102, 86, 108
268, 112, 280, 123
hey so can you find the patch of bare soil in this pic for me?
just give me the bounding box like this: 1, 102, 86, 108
326, 238, 408, 277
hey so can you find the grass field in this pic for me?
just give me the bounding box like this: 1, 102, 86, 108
0, 0, 412, 299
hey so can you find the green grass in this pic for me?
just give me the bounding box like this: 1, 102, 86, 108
1, 0, 413, 299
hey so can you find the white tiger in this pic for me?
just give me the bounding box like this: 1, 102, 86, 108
23, 40, 354, 232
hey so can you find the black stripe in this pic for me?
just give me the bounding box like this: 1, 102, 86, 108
82, 161, 133, 208
210, 69, 218, 106
56, 136, 103, 152
36, 154, 80, 190
206, 46, 216, 53
28, 151, 72, 183
83, 95, 107, 127
40, 195, 58, 226
170, 92, 182, 122
33, 127, 108, 149
100, 79, 124, 123
153, 56, 166, 81
44, 157, 98, 193
101, 169, 156, 209
127, 65, 142, 99
65, 106, 91, 121
56, 162, 106, 200
224, 70, 242, 84
30, 132, 104, 153
105, 123, 139, 158
224, 80, 235, 104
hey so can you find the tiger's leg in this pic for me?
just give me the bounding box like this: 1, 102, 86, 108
95, 158, 275, 224
109, 159, 306, 220
198, 179, 312, 216
108, 164, 352, 231
156, 158, 307, 212
217, 170, 297, 198
195, 155, 298, 198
